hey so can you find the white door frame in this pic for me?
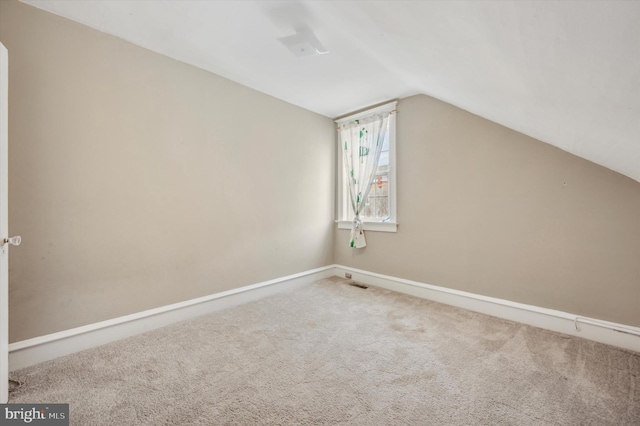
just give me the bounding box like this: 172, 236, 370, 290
1, 41, 9, 404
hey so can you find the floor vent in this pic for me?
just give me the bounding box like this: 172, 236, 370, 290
348, 282, 368, 289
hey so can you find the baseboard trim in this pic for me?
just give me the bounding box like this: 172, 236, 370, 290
10, 264, 638, 371
333, 265, 640, 353
9, 266, 335, 371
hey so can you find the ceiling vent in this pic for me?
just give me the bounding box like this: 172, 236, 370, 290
278, 27, 328, 57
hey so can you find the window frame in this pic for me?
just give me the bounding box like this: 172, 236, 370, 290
336, 101, 398, 233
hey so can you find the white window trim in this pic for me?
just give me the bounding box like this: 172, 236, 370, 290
336, 220, 398, 232
336, 101, 398, 233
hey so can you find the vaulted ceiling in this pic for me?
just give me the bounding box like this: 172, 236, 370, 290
22, 0, 640, 182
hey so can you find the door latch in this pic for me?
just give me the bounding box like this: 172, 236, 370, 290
2, 236, 21, 246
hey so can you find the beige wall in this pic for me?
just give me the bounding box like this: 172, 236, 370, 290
336, 94, 640, 327
0, 0, 335, 342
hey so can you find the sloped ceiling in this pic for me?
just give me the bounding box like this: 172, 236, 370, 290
20, 0, 640, 182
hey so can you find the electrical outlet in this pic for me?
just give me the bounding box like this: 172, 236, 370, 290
345, 273, 352, 279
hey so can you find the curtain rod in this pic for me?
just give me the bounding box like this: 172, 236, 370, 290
336, 110, 397, 130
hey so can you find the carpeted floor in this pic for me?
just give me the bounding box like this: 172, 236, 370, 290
9, 277, 640, 425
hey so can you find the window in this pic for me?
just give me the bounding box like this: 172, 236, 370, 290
336, 101, 397, 232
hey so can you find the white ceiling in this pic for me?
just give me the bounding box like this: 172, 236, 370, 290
22, 0, 640, 182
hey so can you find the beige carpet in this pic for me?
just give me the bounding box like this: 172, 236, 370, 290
9, 277, 640, 425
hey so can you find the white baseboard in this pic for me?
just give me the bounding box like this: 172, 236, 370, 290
334, 265, 640, 353
9, 266, 335, 371
10, 264, 638, 371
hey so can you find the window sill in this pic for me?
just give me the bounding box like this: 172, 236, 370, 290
336, 220, 398, 233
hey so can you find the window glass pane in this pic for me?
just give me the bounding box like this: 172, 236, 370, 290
376, 196, 389, 218
377, 175, 388, 196
363, 200, 374, 218
378, 131, 389, 166
360, 174, 389, 221
378, 151, 389, 167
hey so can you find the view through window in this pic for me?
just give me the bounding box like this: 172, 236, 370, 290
361, 131, 389, 221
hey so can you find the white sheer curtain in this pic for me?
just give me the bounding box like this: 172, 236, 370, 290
338, 112, 390, 248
